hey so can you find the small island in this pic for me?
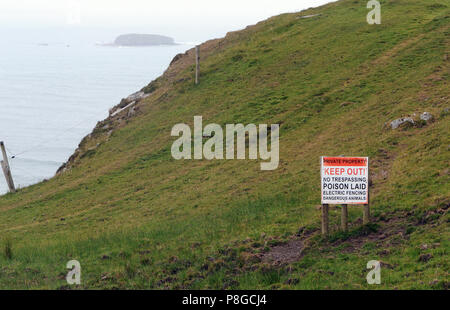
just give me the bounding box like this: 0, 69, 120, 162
113, 34, 176, 46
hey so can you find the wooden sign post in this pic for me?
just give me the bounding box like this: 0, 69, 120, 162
322, 204, 329, 236
320, 156, 369, 236
0, 141, 15, 193
363, 205, 370, 225
363, 159, 371, 224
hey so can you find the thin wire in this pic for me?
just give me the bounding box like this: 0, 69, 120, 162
9, 113, 106, 159
5, 146, 15, 158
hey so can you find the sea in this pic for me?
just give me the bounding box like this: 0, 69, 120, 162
0, 27, 194, 194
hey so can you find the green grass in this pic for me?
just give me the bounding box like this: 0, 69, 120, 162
0, 0, 448, 289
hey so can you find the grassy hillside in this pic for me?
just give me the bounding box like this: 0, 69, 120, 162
0, 0, 448, 289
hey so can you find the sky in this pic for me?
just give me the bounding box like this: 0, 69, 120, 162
0, 0, 334, 42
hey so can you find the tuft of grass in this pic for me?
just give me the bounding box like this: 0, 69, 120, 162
3, 238, 13, 260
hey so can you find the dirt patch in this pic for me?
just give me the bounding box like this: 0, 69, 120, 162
335, 217, 407, 254
262, 239, 304, 264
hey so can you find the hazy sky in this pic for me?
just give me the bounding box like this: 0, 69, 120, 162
0, 0, 334, 42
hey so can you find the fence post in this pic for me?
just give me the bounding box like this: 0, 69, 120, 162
0, 141, 15, 193
195, 45, 200, 85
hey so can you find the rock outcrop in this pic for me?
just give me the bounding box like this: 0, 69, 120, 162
390, 117, 415, 129
389, 112, 435, 130
420, 112, 433, 122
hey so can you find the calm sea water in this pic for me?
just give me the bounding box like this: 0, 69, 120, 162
0, 28, 193, 194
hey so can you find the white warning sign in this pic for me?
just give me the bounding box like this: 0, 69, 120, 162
321, 157, 369, 205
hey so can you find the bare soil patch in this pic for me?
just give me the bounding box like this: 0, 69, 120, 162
262, 239, 304, 264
